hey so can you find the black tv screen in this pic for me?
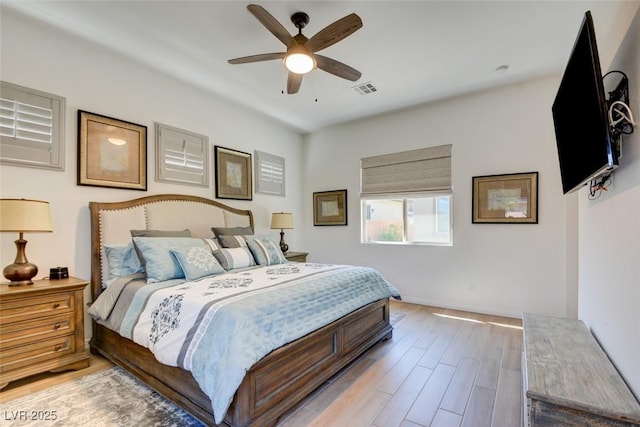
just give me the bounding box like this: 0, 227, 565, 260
552, 11, 617, 194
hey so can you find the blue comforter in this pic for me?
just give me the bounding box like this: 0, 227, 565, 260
88, 262, 401, 424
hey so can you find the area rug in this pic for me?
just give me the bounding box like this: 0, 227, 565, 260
0, 366, 203, 427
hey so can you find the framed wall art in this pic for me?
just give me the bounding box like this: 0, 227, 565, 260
472, 172, 538, 224
313, 189, 347, 226
214, 145, 252, 200
77, 110, 147, 190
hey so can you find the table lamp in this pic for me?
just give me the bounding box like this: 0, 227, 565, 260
0, 199, 52, 286
270, 212, 293, 254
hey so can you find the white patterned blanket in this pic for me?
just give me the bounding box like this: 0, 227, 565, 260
88, 263, 401, 424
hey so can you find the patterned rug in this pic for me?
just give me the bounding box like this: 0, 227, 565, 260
0, 366, 203, 427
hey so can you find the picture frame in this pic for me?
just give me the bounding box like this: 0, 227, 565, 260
313, 189, 347, 226
214, 146, 252, 200
78, 110, 147, 190
472, 172, 538, 224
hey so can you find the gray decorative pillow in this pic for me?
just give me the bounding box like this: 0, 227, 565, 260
130, 229, 191, 237
211, 226, 253, 237
212, 247, 256, 270
217, 234, 248, 248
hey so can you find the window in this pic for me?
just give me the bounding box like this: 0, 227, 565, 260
254, 150, 285, 196
360, 144, 452, 246
362, 194, 452, 245
0, 81, 65, 170
155, 122, 209, 186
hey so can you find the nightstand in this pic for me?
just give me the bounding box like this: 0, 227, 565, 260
284, 251, 308, 262
0, 277, 90, 389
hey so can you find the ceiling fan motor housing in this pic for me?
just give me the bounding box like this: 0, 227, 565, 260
291, 12, 310, 31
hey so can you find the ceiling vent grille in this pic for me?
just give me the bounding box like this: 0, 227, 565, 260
352, 82, 378, 95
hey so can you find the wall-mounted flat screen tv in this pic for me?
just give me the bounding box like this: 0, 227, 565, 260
552, 11, 617, 194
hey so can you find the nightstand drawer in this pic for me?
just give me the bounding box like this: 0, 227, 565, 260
0, 313, 74, 348
0, 292, 74, 325
0, 335, 76, 373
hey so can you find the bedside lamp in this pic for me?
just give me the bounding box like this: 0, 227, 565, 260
270, 212, 293, 254
0, 199, 52, 286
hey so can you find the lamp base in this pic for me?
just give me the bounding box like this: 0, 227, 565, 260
279, 230, 289, 254
3, 262, 38, 286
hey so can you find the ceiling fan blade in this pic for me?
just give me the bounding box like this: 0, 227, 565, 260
315, 54, 362, 82
306, 13, 362, 53
247, 4, 293, 47
287, 72, 303, 94
228, 52, 285, 64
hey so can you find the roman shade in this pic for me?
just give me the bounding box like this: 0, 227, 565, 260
360, 144, 452, 196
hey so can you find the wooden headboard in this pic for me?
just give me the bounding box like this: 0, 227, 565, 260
88, 194, 253, 301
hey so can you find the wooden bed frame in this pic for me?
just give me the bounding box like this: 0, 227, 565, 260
88, 194, 393, 427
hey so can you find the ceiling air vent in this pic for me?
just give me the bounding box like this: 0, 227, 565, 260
352, 82, 378, 95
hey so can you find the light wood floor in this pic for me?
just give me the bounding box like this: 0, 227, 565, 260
0, 300, 523, 427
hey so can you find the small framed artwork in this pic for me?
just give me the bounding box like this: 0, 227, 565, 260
214, 146, 252, 200
472, 172, 538, 224
78, 110, 147, 190
313, 189, 347, 226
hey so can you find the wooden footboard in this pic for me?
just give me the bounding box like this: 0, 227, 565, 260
90, 298, 392, 427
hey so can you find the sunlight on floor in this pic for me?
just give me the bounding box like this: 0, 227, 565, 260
433, 313, 523, 330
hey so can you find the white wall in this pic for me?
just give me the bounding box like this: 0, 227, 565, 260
303, 76, 570, 319
578, 9, 640, 398
0, 9, 304, 336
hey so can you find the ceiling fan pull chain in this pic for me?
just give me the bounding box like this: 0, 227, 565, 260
314, 69, 318, 102
281, 62, 286, 95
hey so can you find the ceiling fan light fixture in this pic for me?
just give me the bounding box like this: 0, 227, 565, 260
284, 52, 315, 74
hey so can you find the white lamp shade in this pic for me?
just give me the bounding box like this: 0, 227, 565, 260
0, 199, 52, 232
271, 212, 294, 230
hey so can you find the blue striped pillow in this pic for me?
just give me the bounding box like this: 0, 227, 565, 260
245, 237, 286, 266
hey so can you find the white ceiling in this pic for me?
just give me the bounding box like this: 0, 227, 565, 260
4, 1, 638, 133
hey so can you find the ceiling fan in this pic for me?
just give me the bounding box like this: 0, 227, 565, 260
228, 4, 363, 94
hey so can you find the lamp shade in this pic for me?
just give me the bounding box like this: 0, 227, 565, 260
270, 212, 294, 230
0, 199, 53, 232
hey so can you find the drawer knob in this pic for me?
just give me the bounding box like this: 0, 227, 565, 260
53, 303, 61, 309
54, 323, 61, 330
55, 344, 62, 351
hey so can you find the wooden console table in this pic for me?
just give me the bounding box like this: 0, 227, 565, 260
522, 313, 640, 426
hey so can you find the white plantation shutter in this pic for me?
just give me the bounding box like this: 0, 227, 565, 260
360, 144, 452, 196
155, 123, 209, 186
255, 150, 285, 196
0, 81, 65, 170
